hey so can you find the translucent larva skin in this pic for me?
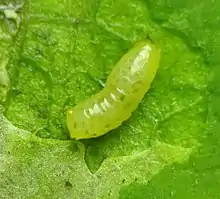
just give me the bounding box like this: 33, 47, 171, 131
67, 40, 161, 140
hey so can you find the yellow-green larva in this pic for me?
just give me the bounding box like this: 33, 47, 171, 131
67, 40, 161, 140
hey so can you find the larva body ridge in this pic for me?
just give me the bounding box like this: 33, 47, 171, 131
67, 40, 161, 139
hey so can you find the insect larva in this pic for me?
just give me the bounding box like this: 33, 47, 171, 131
67, 39, 161, 140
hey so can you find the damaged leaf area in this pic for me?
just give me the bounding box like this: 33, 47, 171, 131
0, 0, 219, 198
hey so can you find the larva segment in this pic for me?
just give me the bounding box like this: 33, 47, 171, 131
67, 40, 161, 140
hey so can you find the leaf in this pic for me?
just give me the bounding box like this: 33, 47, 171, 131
0, 0, 218, 198
0, 114, 192, 198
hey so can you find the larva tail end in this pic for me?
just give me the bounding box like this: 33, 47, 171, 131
66, 109, 77, 139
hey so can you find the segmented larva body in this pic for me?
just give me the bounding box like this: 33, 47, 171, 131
67, 40, 161, 139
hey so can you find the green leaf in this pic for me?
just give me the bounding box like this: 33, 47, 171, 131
0, 0, 218, 198
0, 115, 191, 198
